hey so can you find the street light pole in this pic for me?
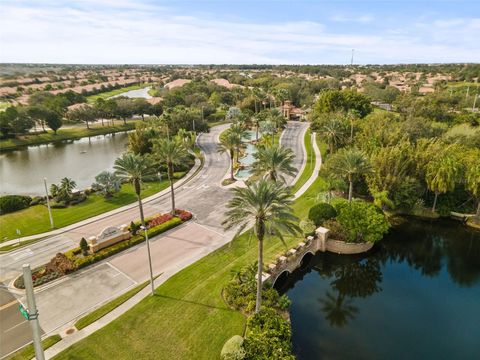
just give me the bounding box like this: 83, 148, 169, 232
141, 225, 155, 295
43, 178, 54, 229
23, 264, 45, 360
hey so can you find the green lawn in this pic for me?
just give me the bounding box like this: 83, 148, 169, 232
86, 84, 151, 103
290, 128, 313, 194
75, 279, 153, 330
53, 139, 329, 360
0, 179, 176, 242
0, 122, 135, 151
7, 335, 61, 360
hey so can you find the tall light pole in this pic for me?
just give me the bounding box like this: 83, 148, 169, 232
140, 225, 155, 295
43, 178, 54, 229
22, 264, 45, 360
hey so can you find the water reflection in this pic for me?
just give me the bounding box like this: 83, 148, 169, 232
282, 219, 480, 360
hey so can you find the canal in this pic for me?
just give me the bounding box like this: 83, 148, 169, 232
278, 219, 480, 360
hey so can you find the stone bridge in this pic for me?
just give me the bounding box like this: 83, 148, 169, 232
263, 227, 373, 287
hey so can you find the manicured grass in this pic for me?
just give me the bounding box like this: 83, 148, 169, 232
0, 122, 135, 151
86, 84, 151, 103
0, 178, 178, 242
290, 128, 313, 194
75, 279, 153, 330
7, 335, 61, 360
53, 140, 328, 360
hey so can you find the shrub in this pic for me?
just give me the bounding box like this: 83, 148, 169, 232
308, 202, 337, 226
129, 221, 140, 235
299, 219, 316, 237
80, 237, 89, 255
51, 201, 67, 209
221, 335, 245, 360
244, 308, 295, 360
69, 193, 87, 205
336, 200, 390, 243
45, 253, 76, 275
331, 197, 349, 214
30, 196, 45, 206
147, 217, 182, 238
0, 195, 32, 214
148, 213, 173, 227
175, 209, 193, 221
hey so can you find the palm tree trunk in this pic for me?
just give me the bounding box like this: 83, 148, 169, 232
230, 150, 234, 180
348, 177, 353, 202
255, 224, 265, 313
350, 121, 354, 142
168, 163, 175, 214
256, 124, 259, 142
432, 191, 439, 213
476, 200, 480, 218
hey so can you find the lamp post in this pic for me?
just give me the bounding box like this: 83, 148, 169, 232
22, 264, 45, 360
140, 225, 155, 295
43, 178, 54, 229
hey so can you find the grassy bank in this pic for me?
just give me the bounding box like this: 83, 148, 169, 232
0, 122, 135, 151
7, 335, 61, 360
0, 178, 178, 242
86, 84, 151, 103
53, 140, 329, 360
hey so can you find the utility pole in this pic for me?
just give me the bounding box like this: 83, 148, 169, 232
350, 49, 354, 66
43, 178, 54, 229
22, 264, 45, 360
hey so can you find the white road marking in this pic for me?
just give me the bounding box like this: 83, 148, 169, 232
10, 249, 33, 261
4, 320, 28, 332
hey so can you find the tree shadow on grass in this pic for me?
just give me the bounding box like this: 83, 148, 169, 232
153, 293, 235, 312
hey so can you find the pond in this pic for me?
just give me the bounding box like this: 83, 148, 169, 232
278, 219, 480, 360
110, 86, 152, 99
0, 133, 129, 195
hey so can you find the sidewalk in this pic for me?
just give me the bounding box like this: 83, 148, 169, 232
1, 157, 202, 247
42, 128, 322, 359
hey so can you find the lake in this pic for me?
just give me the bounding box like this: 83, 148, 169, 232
279, 219, 480, 360
0, 133, 129, 195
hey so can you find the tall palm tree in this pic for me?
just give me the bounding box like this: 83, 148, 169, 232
320, 117, 348, 154
223, 180, 300, 313
114, 153, 157, 295
59, 177, 76, 201
326, 148, 371, 202
229, 123, 249, 163
114, 153, 156, 225
154, 136, 189, 214
251, 145, 296, 183
218, 130, 242, 181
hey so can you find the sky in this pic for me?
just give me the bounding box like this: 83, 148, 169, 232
0, 0, 479, 64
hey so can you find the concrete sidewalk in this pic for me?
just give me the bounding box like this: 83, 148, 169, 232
42, 127, 322, 360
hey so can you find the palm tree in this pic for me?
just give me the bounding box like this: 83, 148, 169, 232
59, 177, 76, 202
426, 154, 462, 213
218, 130, 242, 181
326, 148, 371, 202
347, 109, 360, 142
154, 136, 189, 214
114, 153, 156, 225
320, 117, 348, 154
251, 145, 296, 183
223, 180, 300, 313
229, 123, 249, 163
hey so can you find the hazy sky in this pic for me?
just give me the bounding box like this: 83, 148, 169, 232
1, 0, 479, 64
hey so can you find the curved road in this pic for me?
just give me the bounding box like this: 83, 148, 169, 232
0, 121, 307, 357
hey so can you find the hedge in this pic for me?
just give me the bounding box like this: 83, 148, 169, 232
308, 202, 337, 226
0, 195, 32, 214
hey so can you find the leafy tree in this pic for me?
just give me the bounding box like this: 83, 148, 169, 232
251, 145, 296, 183
114, 98, 135, 124
0, 107, 19, 137
336, 200, 390, 243
44, 110, 62, 134
325, 148, 371, 202
80, 237, 89, 255
92, 171, 121, 198
114, 153, 156, 229
67, 105, 98, 129
464, 150, 480, 217
313, 90, 373, 118
153, 136, 189, 214
425, 152, 463, 213
223, 180, 300, 313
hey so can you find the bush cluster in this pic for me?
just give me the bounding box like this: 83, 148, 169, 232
148, 213, 174, 227
0, 195, 32, 214
308, 202, 337, 226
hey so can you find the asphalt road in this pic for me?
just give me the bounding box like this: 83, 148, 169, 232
0, 121, 307, 357
281, 121, 308, 185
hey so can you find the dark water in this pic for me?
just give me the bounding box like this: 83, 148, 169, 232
279, 220, 480, 360
0, 133, 128, 195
